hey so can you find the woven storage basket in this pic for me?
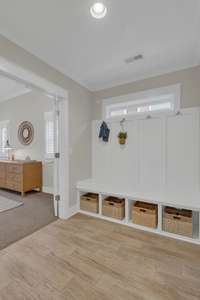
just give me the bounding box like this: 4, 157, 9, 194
163, 207, 193, 237
80, 193, 99, 213
102, 196, 125, 220
132, 201, 158, 228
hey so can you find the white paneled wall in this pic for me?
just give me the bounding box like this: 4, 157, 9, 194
138, 117, 164, 187
166, 111, 199, 191
92, 108, 200, 192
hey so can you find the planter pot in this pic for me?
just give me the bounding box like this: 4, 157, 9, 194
118, 137, 126, 145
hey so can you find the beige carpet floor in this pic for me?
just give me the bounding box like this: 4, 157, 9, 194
0, 189, 57, 250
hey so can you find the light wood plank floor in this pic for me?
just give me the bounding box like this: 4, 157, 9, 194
0, 213, 200, 300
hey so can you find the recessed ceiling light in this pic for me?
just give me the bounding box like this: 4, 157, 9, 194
90, 2, 107, 19
125, 54, 143, 64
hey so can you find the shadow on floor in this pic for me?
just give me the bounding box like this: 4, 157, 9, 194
0, 189, 57, 250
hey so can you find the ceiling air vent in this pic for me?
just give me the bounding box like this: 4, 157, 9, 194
125, 54, 143, 64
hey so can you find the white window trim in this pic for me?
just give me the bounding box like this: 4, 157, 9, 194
0, 120, 10, 159
44, 111, 54, 160
102, 84, 181, 120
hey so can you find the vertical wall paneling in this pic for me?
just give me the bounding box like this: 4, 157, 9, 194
138, 117, 164, 187
109, 120, 138, 187
166, 109, 198, 191
92, 108, 200, 193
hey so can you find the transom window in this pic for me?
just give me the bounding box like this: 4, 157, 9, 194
103, 85, 180, 119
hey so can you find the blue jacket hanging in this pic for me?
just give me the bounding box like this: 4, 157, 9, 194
99, 121, 110, 142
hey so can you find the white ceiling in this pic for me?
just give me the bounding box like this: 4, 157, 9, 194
0, 75, 30, 103
0, 0, 199, 91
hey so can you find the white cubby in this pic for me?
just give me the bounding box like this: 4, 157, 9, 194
78, 185, 200, 245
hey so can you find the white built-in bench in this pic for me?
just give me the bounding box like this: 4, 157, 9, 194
77, 179, 200, 245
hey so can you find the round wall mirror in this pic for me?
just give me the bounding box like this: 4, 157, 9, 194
18, 121, 34, 145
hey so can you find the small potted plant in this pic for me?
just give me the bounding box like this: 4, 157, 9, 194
118, 131, 127, 145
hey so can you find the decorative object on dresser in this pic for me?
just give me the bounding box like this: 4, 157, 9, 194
0, 160, 42, 196
18, 121, 34, 145
4, 139, 15, 160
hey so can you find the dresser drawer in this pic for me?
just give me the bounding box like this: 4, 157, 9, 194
0, 164, 6, 178
0, 172, 6, 179
0, 177, 6, 187
7, 164, 22, 174
7, 173, 21, 183
6, 180, 21, 191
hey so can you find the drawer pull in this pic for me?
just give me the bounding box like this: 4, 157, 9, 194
173, 216, 181, 220
140, 209, 146, 213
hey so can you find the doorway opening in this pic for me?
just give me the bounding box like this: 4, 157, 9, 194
0, 57, 69, 249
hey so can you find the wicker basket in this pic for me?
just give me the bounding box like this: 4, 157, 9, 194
80, 193, 99, 213
132, 201, 158, 228
102, 196, 125, 220
163, 207, 193, 237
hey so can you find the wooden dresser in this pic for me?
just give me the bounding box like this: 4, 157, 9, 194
0, 160, 42, 196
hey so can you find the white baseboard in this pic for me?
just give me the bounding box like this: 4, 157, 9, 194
59, 203, 79, 220
43, 186, 53, 194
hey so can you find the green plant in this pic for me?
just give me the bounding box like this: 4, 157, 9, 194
118, 131, 127, 139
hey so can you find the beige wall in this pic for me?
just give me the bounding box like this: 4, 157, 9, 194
92, 66, 200, 120
0, 34, 92, 208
